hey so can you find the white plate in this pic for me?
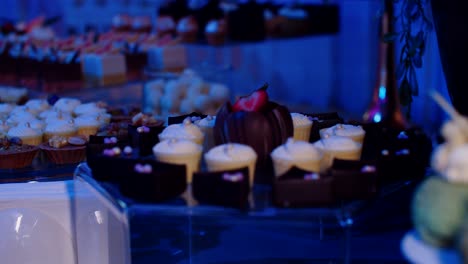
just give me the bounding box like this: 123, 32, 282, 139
401, 230, 462, 264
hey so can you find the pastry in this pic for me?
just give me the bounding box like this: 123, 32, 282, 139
81, 53, 127, 87
43, 119, 77, 141
290, 113, 313, 141
74, 115, 101, 139
53, 98, 82, 114
7, 122, 43, 146
194, 115, 216, 152
177, 16, 199, 43
313, 136, 362, 170
204, 143, 257, 186
156, 16, 176, 37
0, 137, 39, 169
205, 19, 226, 46
24, 99, 50, 115
153, 138, 203, 184
320, 123, 366, 144
73, 102, 107, 116
112, 13, 132, 32
40, 135, 86, 164
271, 138, 322, 176
159, 117, 204, 145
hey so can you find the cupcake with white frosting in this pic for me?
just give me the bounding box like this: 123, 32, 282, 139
314, 136, 362, 170
25, 99, 50, 115
6, 111, 37, 127
153, 139, 203, 184
159, 118, 204, 145
17, 119, 45, 133
271, 138, 323, 176
74, 115, 101, 139
44, 120, 77, 141
0, 120, 9, 137
195, 115, 216, 152
53, 98, 82, 114
0, 103, 14, 119
204, 143, 258, 186
73, 102, 107, 116
320, 124, 366, 144
7, 122, 43, 146
291, 113, 313, 141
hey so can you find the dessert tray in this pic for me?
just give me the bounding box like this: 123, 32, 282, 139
75, 161, 414, 263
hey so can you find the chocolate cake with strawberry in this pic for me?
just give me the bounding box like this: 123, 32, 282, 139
214, 83, 293, 184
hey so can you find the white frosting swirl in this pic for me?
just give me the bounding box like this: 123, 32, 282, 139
0, 103, 14, 115
53, 98, 82, 113
159, 119, 204, 141
74, 115, 102, 128
8, 123, 42, 138
291, 113, 312, 126
6, 111, 37, 126
322, 124, 365, 138
195, 116, 216, 128
153, 139, 202, 155
17, 119, 45, 132
314, 136, 361, 151
205, 143, 257, 162
25, 99, 50, 114
272, 138, 322, 161
73, 102, 107, 116
45, 120, 77, 134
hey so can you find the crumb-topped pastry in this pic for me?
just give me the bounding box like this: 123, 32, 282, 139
39, 135, 86, 164
0, 136, 39, 169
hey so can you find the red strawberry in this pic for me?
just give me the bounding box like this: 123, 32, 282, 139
232, 83, 269, 112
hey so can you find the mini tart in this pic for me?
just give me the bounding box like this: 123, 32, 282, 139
0, 142, 39, 169
39, 136, 87, 165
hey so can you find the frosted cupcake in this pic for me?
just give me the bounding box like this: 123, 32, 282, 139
7, 122, 43, 146
17, 119, 45, 133
153, 139, 203, 184
314, 136, 362, 170
53, 98, 82, 114
74, 115, 101, 139
41, 109, 73, 122
44, 120, 77, 141
73, 102, 107, 116
204, 143, 258, 186
271, 138, 323, 177
159, 118, 204, 145
6, 111, 37, 127
291, 113, 313, 141
320, 124, 366, 144
194, 115, 216, 152
0, 120, 9, 137
25, 99, 50, 115
0, 103, 14, 119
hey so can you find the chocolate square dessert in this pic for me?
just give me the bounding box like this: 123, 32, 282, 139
273, 166, 334, 207
192, 167, 250, 209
